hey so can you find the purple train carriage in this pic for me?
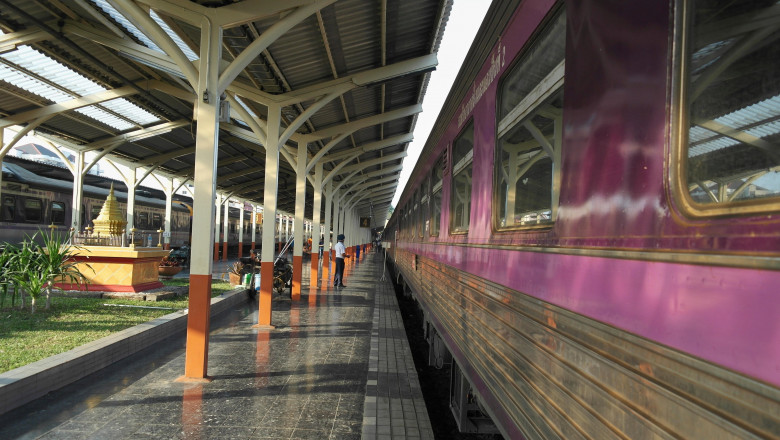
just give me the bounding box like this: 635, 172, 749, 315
386, 0, 780, 438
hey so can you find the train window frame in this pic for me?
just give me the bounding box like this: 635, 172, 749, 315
137, 212, 149, 229
493, 8, 565, 231
430, 155, 444, 237
2, 195, 15, 222
450, 121, 474, 235
152, 213, 162, 229
671, 0, 780, 217
23, 198, 44, 223
421, 176, 430, 237
50, 201, 66, 225
415, 189, 423, 239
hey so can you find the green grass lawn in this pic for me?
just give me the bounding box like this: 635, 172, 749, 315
0, 279, 238, 374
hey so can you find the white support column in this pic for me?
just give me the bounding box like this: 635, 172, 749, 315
251, 205, 258, 250
292, 142, 307, 299
285, 215, 290, 246
214, 193, 222, 261
332, 193, 340, 262
322, 181, 333, 271
311, 161, 323, 272
163, 176, 173, 249
71, 152, 86, 232
238, 203, 244, 258
125, 167, 137, 239
222, 196, 229, 261
183, 16, 222, 380
258, 104, 282, 328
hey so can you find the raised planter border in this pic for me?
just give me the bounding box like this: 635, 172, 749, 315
0, 288, 249, 415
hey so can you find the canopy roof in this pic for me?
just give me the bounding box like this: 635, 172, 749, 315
0, 0, 452, 223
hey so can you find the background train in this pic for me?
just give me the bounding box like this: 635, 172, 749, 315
0, 154, 258, 256
386, 0, 779, 439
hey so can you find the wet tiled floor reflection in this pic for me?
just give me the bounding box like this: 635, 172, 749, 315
0, 252, 390, 440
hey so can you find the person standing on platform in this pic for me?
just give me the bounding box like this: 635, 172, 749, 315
334, 234, 348, 287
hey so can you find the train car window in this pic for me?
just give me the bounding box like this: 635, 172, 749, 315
400, 207, 405, 237
495, 9, 565, 229
421, 177, 430, 237
23, 198, 43, 223
451, 122, 474, 234
137, 212, 149, 229
50, 201, 66, 225
674, 0, 780, 216
152, 213, 162, 229
412, 190, 419, 240
2, 196, 16, 222
430, 157, 443, 236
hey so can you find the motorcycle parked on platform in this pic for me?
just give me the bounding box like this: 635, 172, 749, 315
273, 257, 293, 295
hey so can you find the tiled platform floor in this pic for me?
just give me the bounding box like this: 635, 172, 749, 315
0, 250, 432, 440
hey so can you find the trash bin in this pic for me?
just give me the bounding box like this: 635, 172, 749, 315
254, 273, 262, 292
243, 273, 251, 287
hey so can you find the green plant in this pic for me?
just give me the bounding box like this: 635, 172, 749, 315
9, 236, 43, 312
39, 229, 92, 310
0, 242, 16, 308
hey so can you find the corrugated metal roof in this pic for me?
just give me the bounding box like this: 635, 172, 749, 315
690, 96, 780, 157
0, 30, 160, 130
0, 0, 453, 220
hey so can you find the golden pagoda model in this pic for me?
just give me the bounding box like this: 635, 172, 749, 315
92, 183, 127, 236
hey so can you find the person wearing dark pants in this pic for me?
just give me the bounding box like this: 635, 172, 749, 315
334, 234, 348, 287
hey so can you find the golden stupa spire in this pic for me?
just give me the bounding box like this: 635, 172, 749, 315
92, 183, 127, 236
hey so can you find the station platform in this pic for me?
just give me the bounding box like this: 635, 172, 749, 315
0, 250, 433, 440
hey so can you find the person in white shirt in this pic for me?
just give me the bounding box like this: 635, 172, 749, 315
334, 234, 348, 287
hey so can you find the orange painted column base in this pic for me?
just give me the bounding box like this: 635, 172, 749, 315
182, 274, 212, 379
251, 242, 255, 251
310, 253, 319, 272
253, 261, 275, 329
213, 242, 219, 261
238, 244, 243, 259
222, 241, 228, 261
291, 255, 302, 300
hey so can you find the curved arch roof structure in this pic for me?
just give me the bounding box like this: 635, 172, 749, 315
0, 0, 453, 224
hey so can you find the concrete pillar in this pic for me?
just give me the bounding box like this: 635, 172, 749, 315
183, 19, 222, 380
238, 203, 244, 258
163, 177, 173, 249
310, 163, 323, 274
251, 205, 257, 251
71, 152, 85, 232
322, 182, 332, 271
257, 104, 281, 329
125, 167, 137, 239
213, 194, 222, 261
222, 197, 229, 261
291, 143, 307, 300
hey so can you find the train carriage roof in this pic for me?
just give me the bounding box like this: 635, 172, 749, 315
0, 0, 453, 224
